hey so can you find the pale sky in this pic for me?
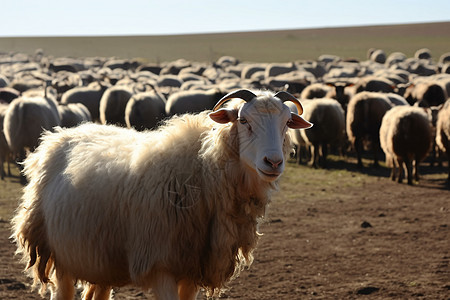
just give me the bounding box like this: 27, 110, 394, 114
2, 0, 450, 37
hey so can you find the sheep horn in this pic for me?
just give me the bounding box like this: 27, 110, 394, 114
274, 91, 304, 115
212, 89, 257, 111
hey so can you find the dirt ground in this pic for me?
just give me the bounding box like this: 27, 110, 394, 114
0, 157, 448, 299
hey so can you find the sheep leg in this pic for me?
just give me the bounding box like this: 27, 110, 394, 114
413, 158, 420, 183
309, 144, 318, 168
396, 157, 404, 184
0, 158, 4, 180
405, 158, 413, 185
50, 272, 75, 300
7, 157, 11, 176
82, 284, 112, 300
447, 153, 450, 182
390, 157, 397, 181
372, 138, 380, 168
93, 286, 112, 300
178, 279, 199, 300
82, 284, 95, 300
354, 137, 363, 168
321, 142, 328, 168
153, 272, 179, 300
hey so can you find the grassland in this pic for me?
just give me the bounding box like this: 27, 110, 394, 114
1, 22, 449, 63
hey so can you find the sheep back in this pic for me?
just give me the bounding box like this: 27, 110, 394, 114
300, 98, 345, 146
99, 86, 133, 126
165, 89, 225, 116
346, 92, 392, 146
60, 83, 108, 121
125, 91, 166, 130
57, 103, 92, 128
3, 96, 61, 154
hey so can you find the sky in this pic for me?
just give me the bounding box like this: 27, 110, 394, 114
2, 0, 450, 37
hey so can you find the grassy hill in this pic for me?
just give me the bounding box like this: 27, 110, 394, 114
0, 22, 449, 63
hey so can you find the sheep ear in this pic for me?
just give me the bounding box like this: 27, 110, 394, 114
288, 113, 313, 129
209, 108, 238, 124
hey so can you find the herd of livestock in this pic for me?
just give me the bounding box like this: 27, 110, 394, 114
0, 47, 450, 185
3, 46, 450, 299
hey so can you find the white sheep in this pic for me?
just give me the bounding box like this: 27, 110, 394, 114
0, 103, 12, 179
3, 95, 61, 164
300, 83, 331, 100
165, 88, 226, 116
370, 49, 386, 64
346, 91, 393, 168
99, 85, 134, 126
57, 103, 92, 128
379, 105, 432, 185
285, 100, 310, 164
124, 90, 167, 131
299, 98, 346, 168
60, 81, 110, 122
12, 89, 312, 300
403, 81, 447, 107
435, 99, 450, 182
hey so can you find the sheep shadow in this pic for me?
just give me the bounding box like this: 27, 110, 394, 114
323, 153, 449, 190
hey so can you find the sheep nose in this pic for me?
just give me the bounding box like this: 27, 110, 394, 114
264, 156, 283, 169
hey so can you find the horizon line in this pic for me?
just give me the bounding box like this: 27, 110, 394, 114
1, 20, 449, 39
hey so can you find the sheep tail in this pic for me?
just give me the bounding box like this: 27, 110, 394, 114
11, 149, 55, 295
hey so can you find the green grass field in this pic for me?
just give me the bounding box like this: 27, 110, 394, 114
1, 22, 449, 63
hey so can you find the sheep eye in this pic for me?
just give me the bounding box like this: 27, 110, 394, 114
239, 118, 248, 124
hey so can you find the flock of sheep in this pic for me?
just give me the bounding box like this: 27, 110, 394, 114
1, 48, 450, 186
1, 46, 450, 299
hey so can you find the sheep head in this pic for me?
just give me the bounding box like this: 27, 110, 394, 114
209, 89, 312, 182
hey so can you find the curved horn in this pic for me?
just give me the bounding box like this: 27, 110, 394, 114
274, 91, 304, 115
212, 89, 257, 111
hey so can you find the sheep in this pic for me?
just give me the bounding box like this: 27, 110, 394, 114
324, 81, 355, 111
379, 105, 432, 185
435, 99, 450, 182
99, 85, 134, 126
439, 52, 450, 65
125, 90, 167, 131
165, 88, 227, 116
370, 49, 386, 64
216, 55, 239, 68
157, 74, 183, 88
60, 81, 110, 122
264, 62, 297, 78
0, 103, 12, 179
346, 91, 393, 168
136, 63, 162, 75
3, 95, 61, 166
160, 58, 191, 75
0, 74, 10, 88
300, 83, 331, 99
241, 64, 267, 80
385, 52, 407, 67
403, 81, 447, 107
396, 58, 437, 76
285, 101, 310, 164
0, 87, 20, 104
414, 48, 432, 60
57, 103, 92, 128
12, 89, 312, 300
354, 76, 395, 94
299, 98, 346, 168
385, 93, 409, 106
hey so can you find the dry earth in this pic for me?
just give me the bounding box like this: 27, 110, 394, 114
0, 157, 449, 299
